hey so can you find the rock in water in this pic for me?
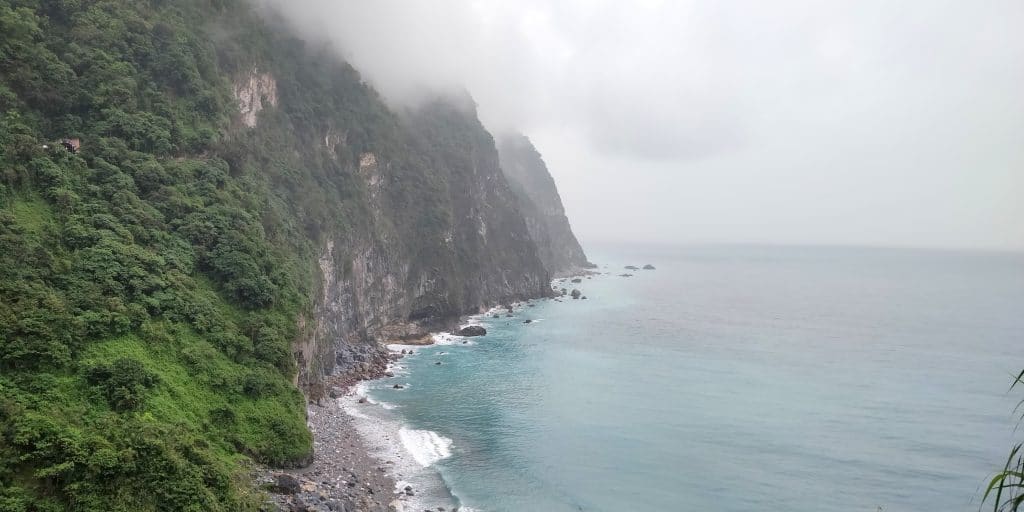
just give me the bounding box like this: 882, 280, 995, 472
571, 289, 581, 299
625, 265, 639, 270
456, 325, 487, 337
643, 264, 656, 270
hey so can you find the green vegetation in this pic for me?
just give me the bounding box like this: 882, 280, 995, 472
0, 1, 340, 509
0, 0, 550, 508
984, 370, 1024, 511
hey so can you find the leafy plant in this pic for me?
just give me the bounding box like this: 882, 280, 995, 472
983, 370, 1024, 511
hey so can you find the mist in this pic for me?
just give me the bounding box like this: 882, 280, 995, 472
255, 0, 1024, 251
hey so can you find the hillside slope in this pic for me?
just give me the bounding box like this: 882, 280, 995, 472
498, 133, 592, 275
0, 1, 557, 509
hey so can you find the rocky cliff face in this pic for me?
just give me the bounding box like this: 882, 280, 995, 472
234, 68, 278, 128
274, 96, 552, 389
498, 134, 592, 275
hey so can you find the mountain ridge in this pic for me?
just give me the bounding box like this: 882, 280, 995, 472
0, 0, 587, 509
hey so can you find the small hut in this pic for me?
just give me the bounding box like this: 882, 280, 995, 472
60, 138, 81, 153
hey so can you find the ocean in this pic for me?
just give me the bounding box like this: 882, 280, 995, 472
344, 244, 1024, 511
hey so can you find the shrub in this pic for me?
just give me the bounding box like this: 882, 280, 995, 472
85, 357, 159, 412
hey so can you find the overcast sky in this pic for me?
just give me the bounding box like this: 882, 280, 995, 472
260, 0, 1024, 251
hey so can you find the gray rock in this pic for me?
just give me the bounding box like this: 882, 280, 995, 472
327, 499, 351, 511
643, 264, 656, 270
456, 325, 487, 337
570, 289, 581, 299
272, 473, 303, 495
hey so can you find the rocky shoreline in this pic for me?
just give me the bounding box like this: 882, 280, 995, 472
262, 285, 608, 512
263, 345, 402, 512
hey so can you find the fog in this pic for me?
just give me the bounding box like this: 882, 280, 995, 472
256, 0, 1024, 251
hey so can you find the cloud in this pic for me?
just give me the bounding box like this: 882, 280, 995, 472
251, 0, 1024, 250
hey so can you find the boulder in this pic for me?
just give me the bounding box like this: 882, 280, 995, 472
523, 319, 533, 324
326, 500, 352, 512
643, 264, 656, 270
570, 289, 581, 299
625, 265, 639, 270
456, 325, 487, 337
570, 278, 582, 283
619, 273, 633, 277
271, 473, 303, 495
393, 384, 404, 389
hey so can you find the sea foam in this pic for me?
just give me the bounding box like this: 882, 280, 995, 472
399, 428, 453, 467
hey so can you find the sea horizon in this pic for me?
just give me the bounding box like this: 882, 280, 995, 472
337, 243, 1024, 511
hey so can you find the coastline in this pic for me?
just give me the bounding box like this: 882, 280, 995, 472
264, 346, 401, 512
263, 310, 509, 512
266, 277, 593, 512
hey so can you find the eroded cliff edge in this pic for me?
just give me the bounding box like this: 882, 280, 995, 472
291, 97, 556, 392
498, 133, 593, 276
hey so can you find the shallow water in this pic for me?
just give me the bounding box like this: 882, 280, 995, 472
360, 244, 1024, 511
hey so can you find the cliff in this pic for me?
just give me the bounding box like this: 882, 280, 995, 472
0, 1, 563, 509
498, 134, 593, 275
298, 97, 553, 392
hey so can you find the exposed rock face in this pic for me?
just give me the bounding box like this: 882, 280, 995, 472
234, 68, 278, 128
291, 100, 552, 389
456, 325, 487, 337
497, 133, 592, 276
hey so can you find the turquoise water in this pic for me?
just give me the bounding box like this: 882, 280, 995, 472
362, 245, 1024, 511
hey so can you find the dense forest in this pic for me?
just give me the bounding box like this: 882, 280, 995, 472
0, 0, 555, 509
